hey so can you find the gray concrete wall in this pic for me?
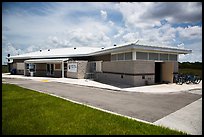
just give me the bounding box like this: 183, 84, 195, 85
102, 60, 155, 74
95, 60, 155, 87
78, 61, 88, 79
95, 72, 155, 87
173, 61, 179, 73
67, 61, 88, 79
95, 72, 135, 86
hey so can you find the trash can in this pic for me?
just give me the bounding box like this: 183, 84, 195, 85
10, 68, 17, 75
30, 72, 34, 77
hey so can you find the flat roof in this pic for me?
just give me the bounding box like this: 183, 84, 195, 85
8, 41, 192, 59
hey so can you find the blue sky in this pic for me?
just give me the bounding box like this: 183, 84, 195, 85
2, 2, 202, 64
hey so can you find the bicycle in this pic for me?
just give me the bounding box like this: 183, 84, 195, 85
185, 74, 201, 84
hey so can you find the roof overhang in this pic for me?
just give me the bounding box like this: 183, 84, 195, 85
24, 58, 69, 63
90, 44, 192, 56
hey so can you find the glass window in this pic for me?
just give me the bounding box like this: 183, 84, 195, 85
118, 53, 124, 60
55, 64, 61, 70
149, 53, 158, 60
169, 54, 177, 61
136, 52, 148, 60
111, 54, 117, 61
160, 54, 168, 60
125, 52, 132, 60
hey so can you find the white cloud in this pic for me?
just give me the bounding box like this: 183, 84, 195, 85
108, 20, 114, 26
114, 29, 125, 38
178, 41, 202, 62
177, 43, 185, 49
100, 10, 107, 20
177, 26, 202, 40
2, 2, 202, 64
116, 2, 202, 30
122, 32, 140, 43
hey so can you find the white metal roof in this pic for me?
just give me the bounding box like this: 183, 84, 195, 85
89, 42, 192, 56
8, 41, 192, 59
9, 47, 102, 59
24, 58, 69, 63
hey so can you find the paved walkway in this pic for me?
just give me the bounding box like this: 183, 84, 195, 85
154, 98, 202, 135
2, 73, 202, 94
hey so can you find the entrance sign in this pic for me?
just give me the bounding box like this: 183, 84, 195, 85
68, 63, 77, 72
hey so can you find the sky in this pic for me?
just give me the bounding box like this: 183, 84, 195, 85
2, 2, 202, 64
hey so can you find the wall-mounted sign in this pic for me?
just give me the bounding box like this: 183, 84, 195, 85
68, 63, 77, 72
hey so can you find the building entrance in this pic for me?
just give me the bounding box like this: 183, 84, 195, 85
46, 64, 54, 76
155, 62, 162, 83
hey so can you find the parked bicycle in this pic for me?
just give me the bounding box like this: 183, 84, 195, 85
174, 73, 201, 85
185, 74, 201, 84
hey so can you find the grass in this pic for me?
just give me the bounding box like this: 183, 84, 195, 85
2, 65, 9, 73
2, 83, 186, 135
179, 68, 202, 79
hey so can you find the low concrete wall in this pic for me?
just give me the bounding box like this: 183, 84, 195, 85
95, 72, 155, 87
95, 72, 135, 86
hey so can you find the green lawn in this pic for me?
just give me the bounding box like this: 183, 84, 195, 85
2, 65, 9, 73
2, 83, 186, 135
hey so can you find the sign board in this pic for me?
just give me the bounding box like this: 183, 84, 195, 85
68, 63, 77, 72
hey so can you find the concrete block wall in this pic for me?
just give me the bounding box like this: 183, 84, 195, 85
102, 60, 134, 74
67, 61, 88, 79
95, 60, 155, 87
77, 61, 88, 79
95, 72, 135, 86
133, 60, 155, 74
95, 72, 155, 87
133, 75, 155, 86
102, 60, 155, 74
173, 61, 179, 73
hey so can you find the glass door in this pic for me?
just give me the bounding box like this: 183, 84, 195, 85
46, 64, 54, 76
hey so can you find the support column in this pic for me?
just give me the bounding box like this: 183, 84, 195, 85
24, 63, 26, 76
132, 51, 136, 60
62, 61, 64, 78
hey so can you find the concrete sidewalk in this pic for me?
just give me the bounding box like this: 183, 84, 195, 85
2, 73, 202, 94
154, 98, 202, 135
